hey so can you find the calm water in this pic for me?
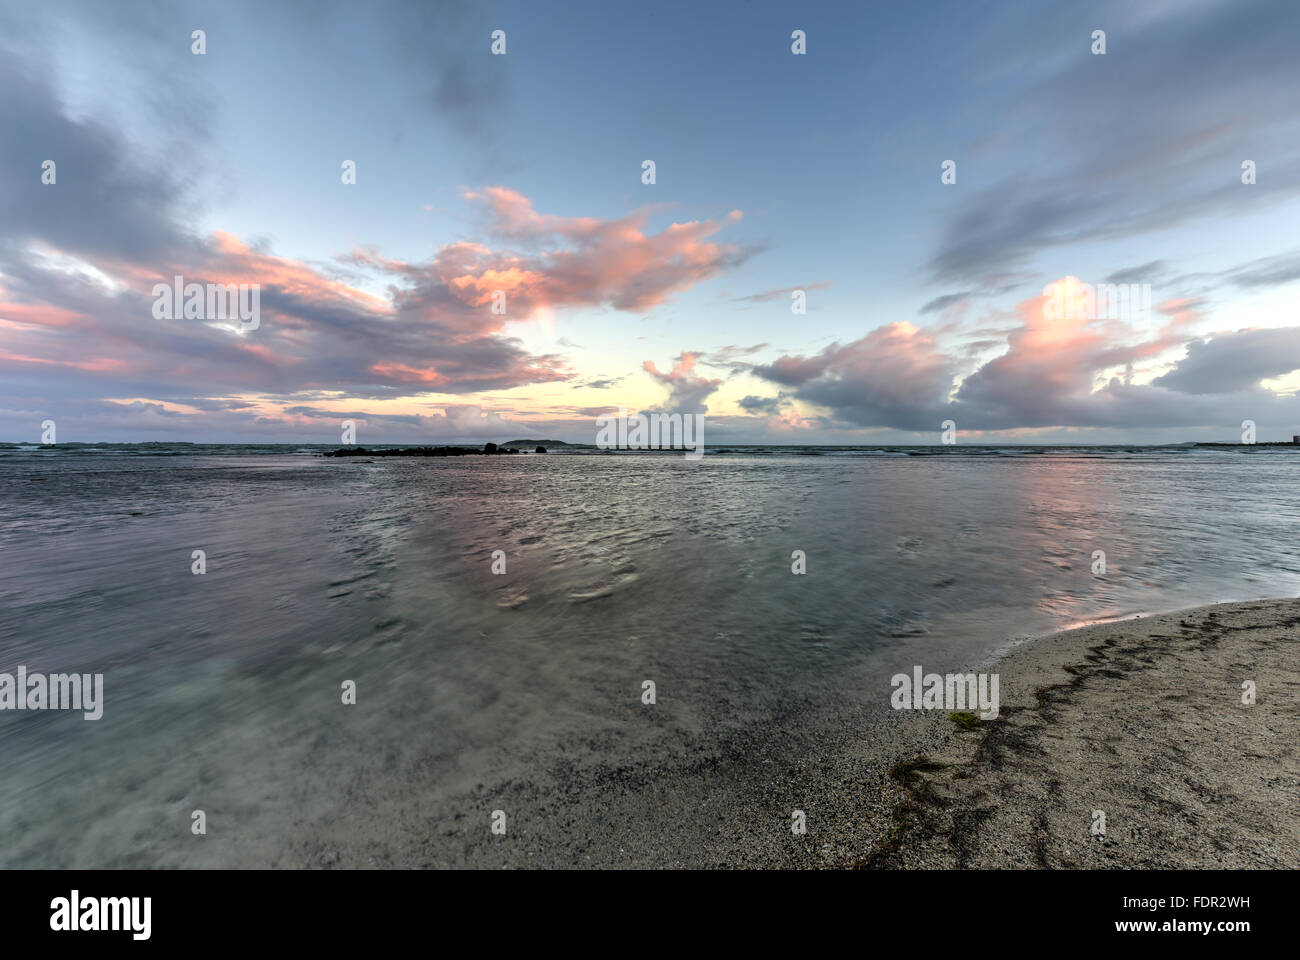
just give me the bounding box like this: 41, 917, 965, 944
1, 444, 1298, 866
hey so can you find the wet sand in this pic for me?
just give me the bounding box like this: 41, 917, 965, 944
861, 598, 1300, 869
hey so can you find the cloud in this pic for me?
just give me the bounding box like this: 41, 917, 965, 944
0, 57, 201, 266
729, 282, 830, 304
925, 0, 1300, 283
642, 352, 723, 413
919, 274, 1033, 315
457, 187, 751, 312
383, 0, 511, 144
1106, 260, 1167, 286
1222, 251, 1300, 290
697, 343, 770, 375
0, 56, 747, 419
750, 279, 1300, 433
572, 376, 624, 390
738, 394, 788, 416
0, 6, 753, 438
753, 322, 955, 430
919, 292, 971, 315
1152, 328, 1300, 395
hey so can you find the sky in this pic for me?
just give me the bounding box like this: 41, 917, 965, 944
2, 0, 1300, 445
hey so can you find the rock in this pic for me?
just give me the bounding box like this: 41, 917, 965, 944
535, 446, 547, 453
484, 442, 498, 454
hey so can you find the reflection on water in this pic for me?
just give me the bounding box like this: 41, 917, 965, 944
0, 448, 1297, 865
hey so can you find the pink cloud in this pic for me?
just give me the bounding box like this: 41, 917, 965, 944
444, 188, 747, 315
0, 351, 126, 372
642, 352, 724, 412
0, 301, 90, 330
0, 184, 765, 446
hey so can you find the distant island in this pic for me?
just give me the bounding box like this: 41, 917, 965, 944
498, 439, 586, 449
322, 439, 599, 458
1195, 440, 1300, 448
325, 443, 543, 458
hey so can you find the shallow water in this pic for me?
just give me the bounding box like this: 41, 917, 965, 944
1, 446, 1297, 866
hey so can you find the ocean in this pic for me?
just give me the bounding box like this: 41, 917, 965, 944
2, 443, 1298, 866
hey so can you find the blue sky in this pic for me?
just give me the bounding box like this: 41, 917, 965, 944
2, 0, 1300, 443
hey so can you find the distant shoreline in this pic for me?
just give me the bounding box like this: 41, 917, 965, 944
5, 442, 1294, 455
6, 439, 1298, 453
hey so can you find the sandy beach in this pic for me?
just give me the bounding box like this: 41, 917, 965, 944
860, 598, 1300, 869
